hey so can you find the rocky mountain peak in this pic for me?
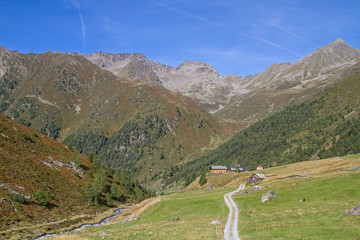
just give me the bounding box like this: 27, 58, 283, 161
175, 60, 220, 77
290, 38, 360, 76
310, 38, 359, 62
329, 38, 347, 46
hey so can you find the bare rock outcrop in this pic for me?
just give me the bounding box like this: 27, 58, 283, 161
343, 204, 360, 215
242, 185, 265, 195
118, 215, 139, 223
206, 185, 215, 191
168, 216, 180, 222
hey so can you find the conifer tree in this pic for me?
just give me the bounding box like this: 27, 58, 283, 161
199, 171, 207, 186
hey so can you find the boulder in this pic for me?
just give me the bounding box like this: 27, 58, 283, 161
118, 215, 139, 223
168, 217, 180, 222
206, 185, 215, 191
252, 185, 265, 191
241, 185, 265, 195
261, 190, 276, 202
343, 204, 360, 215
210, 219, 221, 225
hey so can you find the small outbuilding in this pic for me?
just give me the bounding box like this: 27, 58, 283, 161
210, 166, 227, 174
247, 173, 265, 184
257, 165, 265, 170
229, 167, 237, 173
238, 167, 247, 172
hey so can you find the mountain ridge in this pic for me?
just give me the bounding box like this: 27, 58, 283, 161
1, 38, 359, 188
0, 49, 233, 189
75, 38, 360, 122
164, 60, 360, 186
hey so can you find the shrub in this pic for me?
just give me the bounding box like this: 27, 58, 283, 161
199, 171, 207, 186
9, 193, 26, 204
35, 190, 48, 206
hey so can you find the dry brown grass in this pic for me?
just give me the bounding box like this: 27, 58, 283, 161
107, 196, 161, 224
45, 197, 161, 240
259, 156, 360, 184
185, 172, 250, 192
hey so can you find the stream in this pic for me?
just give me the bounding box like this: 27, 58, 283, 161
32, 208, 123, 239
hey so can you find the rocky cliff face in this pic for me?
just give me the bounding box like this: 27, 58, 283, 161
85, 39, 360, 122
78, 52, 161, 83
0, 46, 18, 78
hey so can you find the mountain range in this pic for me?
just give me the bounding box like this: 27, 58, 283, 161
1, 38, 360, 189
0, 47, 233, 190
80, 38, 360, 122
165, 60, 360, 185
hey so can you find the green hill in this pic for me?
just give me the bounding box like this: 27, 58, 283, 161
0, 114, 150, 238
166, 62, 360, 185
0, 49, 232, 189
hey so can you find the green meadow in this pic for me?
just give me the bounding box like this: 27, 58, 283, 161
51, 157, 360, 240
236, 173, 360, 239
62, 187, 232, 240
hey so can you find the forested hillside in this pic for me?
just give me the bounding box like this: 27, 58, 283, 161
0, 49, 231, 189
0, 114, 151, 238
165, 63, 360, 186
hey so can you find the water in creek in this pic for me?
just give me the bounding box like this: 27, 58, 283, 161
33, 208, 122, 239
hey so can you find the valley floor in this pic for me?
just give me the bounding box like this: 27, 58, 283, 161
44, 156, 359, 240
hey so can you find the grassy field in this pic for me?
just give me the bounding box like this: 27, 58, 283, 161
236, 157, 360, 240
51, 187, 232, 240
49, 157, 360, 240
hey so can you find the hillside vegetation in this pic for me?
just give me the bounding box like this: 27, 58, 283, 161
0, 49, 233, 189
166, 62, 360, 185
0, 114, 150, 239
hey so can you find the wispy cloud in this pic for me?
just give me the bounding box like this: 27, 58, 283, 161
271, 23, 318, 48
72, 0, 86, 51
152, 1, 221, 26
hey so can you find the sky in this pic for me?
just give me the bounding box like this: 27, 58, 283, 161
0, 0, 359, 76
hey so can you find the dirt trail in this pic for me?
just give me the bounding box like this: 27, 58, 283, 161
224, 184, 245, 240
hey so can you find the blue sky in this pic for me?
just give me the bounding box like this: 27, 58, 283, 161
0, 0, 359, 76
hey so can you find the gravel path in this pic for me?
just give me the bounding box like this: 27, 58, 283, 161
224, 183, 245, 240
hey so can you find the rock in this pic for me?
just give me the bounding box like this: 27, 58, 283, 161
241, 185, 264, 195
343, 204, 360, 215
206, 185, 215, 191
168, 217, 180, 222
210, 219, 221, 225
347, 166, 360, 170
252, 185, 265, 191
118, 215, 139, 223
261, 190, 276, 202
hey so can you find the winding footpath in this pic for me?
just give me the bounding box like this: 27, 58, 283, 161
224, 183, 245, 240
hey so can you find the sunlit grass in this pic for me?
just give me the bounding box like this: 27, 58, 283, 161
51, 157, 360, 240
236, 174, 360, 239
60, 187, 233, 240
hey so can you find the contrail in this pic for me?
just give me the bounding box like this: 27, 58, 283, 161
152, 1, 302, 58
152, 1, 221, 26
72, 0, 86, 51
240, 32, 303, 58
310, 8, 360, 31
271, 23, 319, 48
